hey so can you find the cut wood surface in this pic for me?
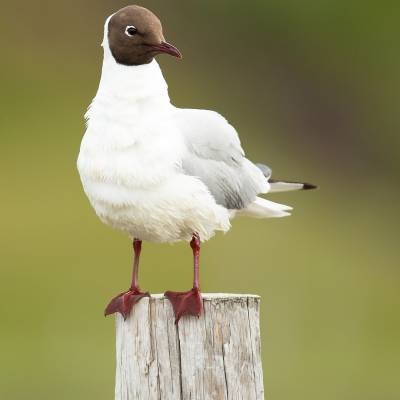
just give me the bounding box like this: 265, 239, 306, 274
115, 293, 264, 400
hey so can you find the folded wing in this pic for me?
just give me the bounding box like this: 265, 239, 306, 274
175, 108, 270, 210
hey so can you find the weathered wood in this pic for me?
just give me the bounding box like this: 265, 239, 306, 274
115, 293, 264, 400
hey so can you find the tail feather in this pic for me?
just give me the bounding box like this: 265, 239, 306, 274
237, 197, 292, 219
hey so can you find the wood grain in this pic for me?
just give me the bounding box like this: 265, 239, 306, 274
115, 294, 264, 400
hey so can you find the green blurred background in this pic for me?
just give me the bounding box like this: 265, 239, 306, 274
1, 1, 399, 399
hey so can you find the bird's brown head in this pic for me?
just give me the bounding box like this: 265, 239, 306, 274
107, 5, 182, 66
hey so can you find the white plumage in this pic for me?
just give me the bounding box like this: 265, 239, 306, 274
77, 16, 291, 243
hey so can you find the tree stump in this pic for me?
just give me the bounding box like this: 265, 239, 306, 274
115, 293, 264, 400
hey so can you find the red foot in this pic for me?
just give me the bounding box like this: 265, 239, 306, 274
104, 288, 150, 320
164, 287, 203, 324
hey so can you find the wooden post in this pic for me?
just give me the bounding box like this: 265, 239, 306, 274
115, 294, 264, 400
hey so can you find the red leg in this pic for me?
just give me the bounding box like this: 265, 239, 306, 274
164, 234, 203, 324
105, 239, 150, 320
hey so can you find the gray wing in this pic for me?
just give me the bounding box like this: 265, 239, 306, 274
255, 163, 272, 180
175, 109, 269, 209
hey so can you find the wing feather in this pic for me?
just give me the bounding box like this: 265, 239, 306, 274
175, 109, 269, 209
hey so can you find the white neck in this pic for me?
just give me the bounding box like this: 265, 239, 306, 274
86, 16, 172, 131
94, 15, 170, 104
97, 56, 170, 103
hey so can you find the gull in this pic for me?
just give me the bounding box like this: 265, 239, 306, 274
77, 5, 316, 323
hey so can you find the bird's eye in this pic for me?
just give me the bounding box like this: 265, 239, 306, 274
125, 26, 138, 37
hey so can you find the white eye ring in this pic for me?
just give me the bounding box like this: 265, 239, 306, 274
125, 25, 138, 37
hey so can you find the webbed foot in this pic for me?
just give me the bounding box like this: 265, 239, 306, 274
105, 288, 150, 320
164, 287, 203, 324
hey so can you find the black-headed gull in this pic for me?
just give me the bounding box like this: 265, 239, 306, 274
77, 5, 316, 323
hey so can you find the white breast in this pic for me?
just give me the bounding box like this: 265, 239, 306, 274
77, 60, 230, 242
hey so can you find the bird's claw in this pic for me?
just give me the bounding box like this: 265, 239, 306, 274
104, 288, 150, 320
164, 287, 203, 324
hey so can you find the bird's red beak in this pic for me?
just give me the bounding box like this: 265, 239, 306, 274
150, 41, 182, 59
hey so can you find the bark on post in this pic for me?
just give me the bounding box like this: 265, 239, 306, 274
115, 293, 264, 400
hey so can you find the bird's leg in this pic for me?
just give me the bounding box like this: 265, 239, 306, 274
104, 239, 150, 320
164, 234, 203, 324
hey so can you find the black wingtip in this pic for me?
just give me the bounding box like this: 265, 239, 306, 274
303, 183, 318, 190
